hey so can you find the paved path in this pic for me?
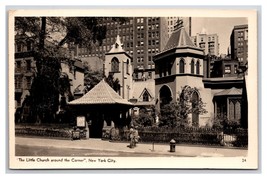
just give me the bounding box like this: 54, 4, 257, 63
15, 137, 247, 157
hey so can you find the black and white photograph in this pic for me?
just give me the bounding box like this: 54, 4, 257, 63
8, 8, 258, 169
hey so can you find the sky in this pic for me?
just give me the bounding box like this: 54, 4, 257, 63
190, 17, 248, 55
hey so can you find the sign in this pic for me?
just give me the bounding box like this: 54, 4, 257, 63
76, 116, 85, 127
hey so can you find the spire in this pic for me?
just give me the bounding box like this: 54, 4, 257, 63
108, 34, 124, 53
163, 18, 195, 51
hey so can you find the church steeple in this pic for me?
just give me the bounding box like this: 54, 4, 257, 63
108, 35, 124, 53
163, 18, 196, 51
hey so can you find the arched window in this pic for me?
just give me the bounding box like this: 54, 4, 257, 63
191, 59, 195, 74
143, 91, 149, 102
159, 85, 172, 107
196, 60, 200, 75
111, 57, 119, 72
192, 91, 199, 127
179, 59, 185, 73
126, 59, 129, 74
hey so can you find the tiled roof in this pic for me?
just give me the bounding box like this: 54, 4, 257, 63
68, 79, 133, 105
163, 26, 195, 51
214, 87, 242, 96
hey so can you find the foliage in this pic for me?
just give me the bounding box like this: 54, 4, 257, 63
159, 86, 208, 128
83, 62, 104, 93
105, 73, 120, 93
15, 17, 128, 124
133, 107, 155, 127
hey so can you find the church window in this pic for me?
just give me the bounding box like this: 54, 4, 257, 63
126, 59, 129, 74
143, 91, 149, 102
111, 57, 119, 72
191, 59, 195, 74
196, 60, 200, 75
179, 59, 185, 73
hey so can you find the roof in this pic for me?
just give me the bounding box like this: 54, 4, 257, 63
68, 79, 133, 106
163, 25, 195, 51
131, 80, 155, 106
108, 35, 125, 53
214, 87, 242, 96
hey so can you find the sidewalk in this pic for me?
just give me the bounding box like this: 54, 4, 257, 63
15, 136, 248, 157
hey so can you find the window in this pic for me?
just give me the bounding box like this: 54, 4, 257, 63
224, 65, 231, 74
179, 59, 185, 73
16, 61, 21, 69
26, 60, 31, 71
15, 75, 22, 89
26, 76, 31, 89
126, 59, 129, 74
27, 41, 32, 51
143, 91, 149, 102
229, 98, 241, 121
17, 43, 22, 52
196, 60, 200, 75
111, 57, 119, 72
191, 59, 195, 74
234, 65, 238, 74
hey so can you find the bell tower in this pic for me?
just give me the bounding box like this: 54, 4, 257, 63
154, 19, 212, 126
105, 35, 133, 100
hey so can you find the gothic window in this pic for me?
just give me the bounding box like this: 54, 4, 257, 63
26, 60, 31, 71
126, 59, 129, 74
143, 91, 149, 102
196, 60, 200, 75
179, 59, 185, 73
191, 59, 195, 74
229, 98, 241, 122
192, 91, 199, 127
111, 57, 119, 72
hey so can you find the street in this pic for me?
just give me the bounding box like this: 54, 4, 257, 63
16, 144, 178, 157
15, 137, 248, 157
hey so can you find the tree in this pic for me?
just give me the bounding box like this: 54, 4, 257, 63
159, 86, 208, 128
83, 62, 104, 93
15, 17, 129, 123
105, 73, 120, 94
133, 107, 156, 127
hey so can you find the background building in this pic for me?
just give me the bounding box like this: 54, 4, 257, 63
14, 33, 36, 109
230, 24, 248, 66
73, 17, 170, 80
191, 30, 220, 56
167, 17, 191, 38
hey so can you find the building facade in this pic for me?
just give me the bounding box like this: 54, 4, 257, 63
191, 31, 219, 56
167, 17, 191, 38
230, 24, 248, 66
154, 20, 246, 127
14, 34, 36, 109
72, 17, 169, 80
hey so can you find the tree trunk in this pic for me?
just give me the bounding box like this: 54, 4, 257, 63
39, 17, 46, 51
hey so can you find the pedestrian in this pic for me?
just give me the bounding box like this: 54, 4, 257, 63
129, 126, 135, 148
133, 126, 140, 147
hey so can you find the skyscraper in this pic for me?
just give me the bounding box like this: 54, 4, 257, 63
73, 17, 169, 80
230, 24, 248, 66
191, 30, 220, 56
167, 17, 191, 38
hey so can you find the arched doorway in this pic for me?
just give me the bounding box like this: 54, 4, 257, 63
192, 91, 199, 127
159, 85, 173, 107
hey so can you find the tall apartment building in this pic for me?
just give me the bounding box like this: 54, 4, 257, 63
73, 17, 169, 80
230, 24, 248, 66
191, 31, 220, 56
167, 17, 191, 38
